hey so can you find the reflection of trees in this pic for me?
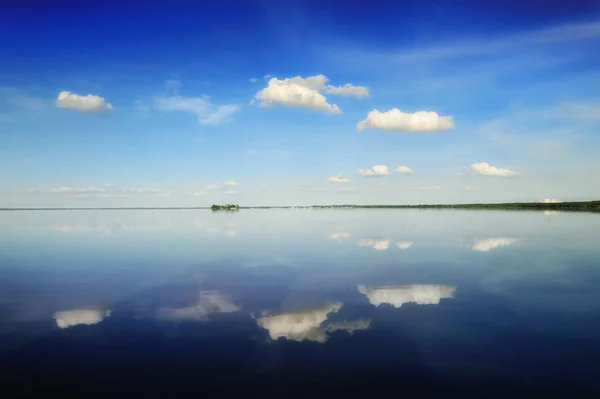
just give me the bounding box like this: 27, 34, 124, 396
54, 309, 111, 329
358, 284, 456, 308
156, 291, 240, 321
256, 303, 371, 343
472, 238, 516, 252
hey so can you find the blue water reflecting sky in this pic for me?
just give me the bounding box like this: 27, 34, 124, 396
1, 209, 600, 395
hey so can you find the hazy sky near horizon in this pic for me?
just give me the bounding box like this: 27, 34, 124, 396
1, 0, 600, 207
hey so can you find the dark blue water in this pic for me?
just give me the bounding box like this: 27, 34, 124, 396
1, 209, 599, 397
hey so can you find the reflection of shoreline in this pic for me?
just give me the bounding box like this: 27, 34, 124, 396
358, 284, 456, 308
472, 238, 517, 252
54, 308, 111, 329
256, 303, 371, 343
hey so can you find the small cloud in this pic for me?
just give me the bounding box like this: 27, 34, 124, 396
357, 165, 391, 177
328, 174, 350, 183
324, 83, 369, 98
358, 284, 456, 307
55, 91, 113, 113
224, 190, 238, 195
205, 184, 221, 190
249, 78, 258, 83
472, 238, 517, 252
395, 241, 413, 249
357, 109, 454, 131
470, 162, 520, 177
54, 308, 111, 329
329, 232, 350, 240
357, 238, 390, 250
463, 185, 476, 191
223, 180, 238, 187
256, 303, 343, 343
255, 74, 341, 114
191, 190, 207, 197
394, 166, 413, 175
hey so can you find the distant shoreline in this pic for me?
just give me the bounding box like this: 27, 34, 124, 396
1, 200, 599, 212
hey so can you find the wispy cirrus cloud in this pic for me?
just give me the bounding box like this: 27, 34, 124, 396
154, 95, 239, 125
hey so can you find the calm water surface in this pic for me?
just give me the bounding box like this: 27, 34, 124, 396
1, 209, 600, 397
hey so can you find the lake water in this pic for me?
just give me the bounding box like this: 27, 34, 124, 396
1, 209, 600, 397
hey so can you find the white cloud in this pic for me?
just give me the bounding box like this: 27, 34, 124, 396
249, 78, 258, 83
156, 291, 240, 321
54, 309, 111, 329
470, 162, 520, 177
329, 232, 350, 240
358, 284, 456, 307
224, 190, 238, 195
255, 74, 341, 114
357, 109, 454, 132
165, 79, 182, 93
328, 174, 350, 183
324, 83, 369, 98
395, 241, 413, 249
394, 166, 413, 175
556, 102, 600, 122
154, 95, 239, 125
357, 165, 391, 177
55, 91, 113, 113
223, 180, 238, 187
256, 303, 342, 343
357, 238, 390, 251
472, 238, 517, 252
18, 185, 171, 197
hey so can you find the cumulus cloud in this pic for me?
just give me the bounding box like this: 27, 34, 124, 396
255, 303, 343, 343
358, 284, 456, 307
223, 180, 238, 187
357, 109, 454, 132
357, 165, 391, 177
55, 91, 113, 113
472, 238, 517, 252
328, 174, 350, 183
324, 83, 369, 98
255, 75, 340, 114
470, 162, 520, 177
395, 166, 413, 175
357, 238, 390, 250
154, 95, 239, 125
54, 309, 111, 329
156, 291, 240, 321
254, 74, 368, 114
18, 185, 171, 198
395, 241, 414, 249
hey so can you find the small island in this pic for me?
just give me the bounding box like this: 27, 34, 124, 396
210, 204, 240, 211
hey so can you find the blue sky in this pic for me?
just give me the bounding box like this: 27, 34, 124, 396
1, 0, 600, 207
